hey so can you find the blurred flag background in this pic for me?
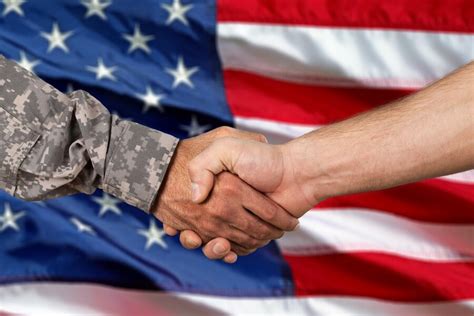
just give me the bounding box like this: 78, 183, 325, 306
0, 0, 473, 315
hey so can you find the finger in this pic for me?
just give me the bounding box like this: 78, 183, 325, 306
202, 238, 232, 260
223, 252, 238, 264
206, 126, 268, 143
223, 225, 268, 250
163, 224, 178, 236
230, 206, 285, 241
189, 138, 238, 203
243, 186, 299, 232
232, 129, 268, 143
229, 241, 258, 256
179, 230, 203, 249
189, 131, 267, 204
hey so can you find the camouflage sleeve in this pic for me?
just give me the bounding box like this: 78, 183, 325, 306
0, 55, 178, 212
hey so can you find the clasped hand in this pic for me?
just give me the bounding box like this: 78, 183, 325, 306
152, 127, 303, 263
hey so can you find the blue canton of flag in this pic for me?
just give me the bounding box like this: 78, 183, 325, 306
0, 0, 293, 296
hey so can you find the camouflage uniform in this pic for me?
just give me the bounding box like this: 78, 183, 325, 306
0, 55, 178, 212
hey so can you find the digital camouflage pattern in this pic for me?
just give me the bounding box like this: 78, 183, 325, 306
0, 55, 178, 212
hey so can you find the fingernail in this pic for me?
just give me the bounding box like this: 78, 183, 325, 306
213, 243, 226, 255
225, 254, 238, 264
191, 183, 200, 202
186, 237, 198, 248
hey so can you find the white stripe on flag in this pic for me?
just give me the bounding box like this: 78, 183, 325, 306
1, 282, 474, 316
442, 171, 474, 185
218, 23, 474, 89
234, 116, 474, 184
276, 208, 474, 262
234, 116, 318, 144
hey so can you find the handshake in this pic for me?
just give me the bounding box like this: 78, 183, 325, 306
152, 127, 307, 264
152, 61, 474, 264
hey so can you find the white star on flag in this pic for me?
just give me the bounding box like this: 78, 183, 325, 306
81, 0, 111, 20
40, 22, 74, 53
0, 203, 25, 232
1, 0, 26, 17
166, 56, 199, 88
123, 24, 154, 54
70, 217, 96, 235
16, 51, 41, 74
138, 220, 167, 250
161, 0, 193, 26
93, 192, 122, 217
180, 115, 211, 137
86, 58, 118, 81
136, 86, 165, 113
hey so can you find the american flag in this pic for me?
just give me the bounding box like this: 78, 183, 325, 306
0, 0, 473, 315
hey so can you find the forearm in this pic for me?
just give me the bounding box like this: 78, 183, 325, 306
0, 55, 178, 211
286, 62, 474, 205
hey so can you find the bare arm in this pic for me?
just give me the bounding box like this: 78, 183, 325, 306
285, 61, 474, 214
189, 61, 474, 218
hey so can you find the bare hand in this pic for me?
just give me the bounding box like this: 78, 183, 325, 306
152, 127, 299, 263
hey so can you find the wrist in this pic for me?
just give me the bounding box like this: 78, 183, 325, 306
152, 140, 189, 219
281, 132, 348, 205
277, 141, 321, 214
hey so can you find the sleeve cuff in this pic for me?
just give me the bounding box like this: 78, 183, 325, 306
102, 119, 179, 212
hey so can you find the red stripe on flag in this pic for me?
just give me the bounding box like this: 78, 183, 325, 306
218, 0, 474, 33
224, 70, 413, 125
317, 179, 474, 224
285, 252, 474, 301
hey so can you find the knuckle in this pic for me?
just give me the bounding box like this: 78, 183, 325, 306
233, 234, 251, 247
200, 220, 217, 236
232, 217, 251, 232
250, 224, 271, 240
215, 126, 234, 137
282, 217, 298, 231
188, 160, 200, 175
217, 177, 239, 196
265, 226, 284, 239
257, 227, 274, 240
253, 133, 267, 142
239, 220, 251, 232
261, 206, 277, 222
285, 221, 297, 231
209, 206, 229, 220
242, 237, 261, 249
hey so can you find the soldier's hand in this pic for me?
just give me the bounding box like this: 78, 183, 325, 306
152, 127, 298, 262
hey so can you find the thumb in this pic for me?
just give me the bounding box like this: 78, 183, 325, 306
188, 138, 237, 203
